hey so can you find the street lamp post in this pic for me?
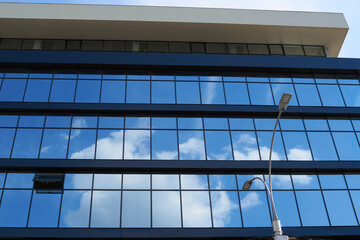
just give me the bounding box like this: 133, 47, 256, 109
243, 93, 292, 240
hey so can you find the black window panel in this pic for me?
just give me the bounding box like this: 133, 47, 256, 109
66, 40, 81, 51
169, 42, 191, 53
81, 40, 103, 51
43, 40, 66, 51
148, 42, 168, 53
104, 41, 125, 51
205, 43, 227, 54
191, 43, 205, 53
0, 39, 22, 50
283, 45, 305, 56
248, 44, 269, 55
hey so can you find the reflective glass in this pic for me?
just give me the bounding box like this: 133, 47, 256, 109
295, 84, 322, 106
64, 174, 93, 189
152, 117, 176, 129
28, 192, 61, 227
181, 175, 208, 189
319, 175, 347, 189
200, 82, 225, 104
75, 80, 100, 103
296, 191, 329, 226
179, 131, 205, 160
349, 191, 360, 219
125, 117, 150, 129
176, 75, 198, 81
223, 76, 246, 82
229, 118, 254, 130
332, 132, 360, 160
328, 119, 353, 131
211, 191, 241, 227
0, 79, 26, 101
203, 118, 228, 129
182, 191, 212, 227
5, 173, 34, 188
205, 131, 233, 160
265, 175, 292, 189
248, 83, 274, 105
323, 191, 357, 226
152, 191, 181, 227
72, 116, 98, 128
224, 83, 250, 105
98, 117, 124, 128
152, 75, 175, 81
271, 84, 298, 106
209, 175, 237, 190
127, 75, 150, 80
176, 82, 201, 104
247, 77, 268, 82
45, 116, 71, 128
50, 80, 76, 102
124, 130, 150, 160
0, 190, 32, 227
240, 191, 271, 227
4, 73, 28, 78
60, 191, 91, 227
40, 129, 69, 159
0, 173, 5, 187
317, 85, 345, 106
292, 175, 320, 189
152, 130, 178, 160
272, 191, 300, 226
280, 119, 304, 130
12, 129, 42, 158
254, 118, 279, 130
282, 132, 312, 161
352, 119, 360, 131
345, 175, 360, 189
304, 119, 329, 131
123, 174, 150, 189
257, 132, 286, 160
91, 191, 121, 228
237, 175, 265, 190
0, 115, 18, 127
96, 130, 123, 160
24, 79, 51, 102
126, 81, 150, 103
18, 115, 44, 127
101, 81, 125, 103
78, 74, 101, 80
293, 78, 314, 84
340, 85, 360, 107
152, 174, 179, 189
103, 74, 126, 80
0, 129, 15, 158
270, 77, 292, 83
231, 131, 260, 160
94, 174, 121, 189
151, 82, 175, 104
68, 129, 96, 159
178, 118, 203, 129
307, 132, 338, 161
122, 191, 150, 227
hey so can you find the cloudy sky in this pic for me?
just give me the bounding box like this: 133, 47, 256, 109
1, 0, 359, 58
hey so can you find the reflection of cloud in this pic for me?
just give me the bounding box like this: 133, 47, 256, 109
292, 175, 312, 185
203, 82, 216, 104
211, 191, 237, 227
72, 118, 87, 128
152, 191, 181, 227
182, 191, 212, 227
154, 150, 177, 160
181, 175, 208, 189
124, 130, 150, 159
259, 146, 282, 160
237, 134, 257, 145
70, 143, 95, 159
241, 192, 261, 209
179, 137, 205, 160
91, 191, 120, 227
287, 148, 312, 161
40, 146, 50, 153
271, 175, 292, 189
233, 133, 260, 160
63, 191, 91, 227
96, 131, 123, 159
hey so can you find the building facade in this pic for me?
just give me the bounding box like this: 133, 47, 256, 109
0, 3, 360, 239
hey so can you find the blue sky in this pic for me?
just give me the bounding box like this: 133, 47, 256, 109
0, 0, 359, 58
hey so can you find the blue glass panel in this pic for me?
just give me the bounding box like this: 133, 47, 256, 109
176, 75, 199, 81
328, 119, 353, 131
203, 118, 228, 129
0, 173, 4, 187
352, 119, 360, 131
272, 191, 300, 226
100, 81, 125, 103
78, 74, 101, 80
176, 82, 200, 104
45, 116, 71, 128
5, 173, 34, 188
229, 118, 254, 130
211, 191, 241, 227
231, 131, 260, 160
349, 191, 360, 220
125, 117, 150, 129
317, 85, 345, 106
151, 75, 175, 81
64, 174, 93, 189
199, 76, 222, 81
96, 130, 123, 160
254, 118, 279, 130
99, 117, 124, 128
200, 82, 225, 104
0, 190, 32, 227
152, 130, 178, 160
270, 77, 292, 83
209, 175, 237, 190
247, 77, 268, 82
122, 191, 150, 227
224, 83, 250, 105
124, 130, 150, 160
4, 73, 28, 78
315, 78, 337, 84
319, 175, 347, 189
292, 78, 314, 83
223, 76, 245, 82
0, 79, 26, 101
280, 119, 304, 130
53, 74, 77, 79
126, 81, 150, 103
60, 191, 91, 227
68, 129, 96, 159
0, 115, 18, 127
338, 79, 359, 85
152, 191, 181, 227
50, 80, 76, 102
0, 129, 15, 158
75, 80, 100, 103
18, 115, 45, 127
296, 191, 329, 226
295, 84, 322, 106
94, 174, 121, 189
179, 131, 205, 160
40, 129, 69, 159
340, 85, 360, 107
29, 73, 53, 78
332, 132, 360, 160
292, 175, 320, 189
152, 117, 176, 129
178, 118, 203, 129
240, 191, 271, 227
182, 191, 212, 227
271, 84, 299, 106
123, 174, 150, 189
28, 192, 61, 227
181, 175, 208, 189
237, 175, 265, 190
152, 174, 179, 189
205, 131, 233, 160
323, 191, 357, 226
102, 74, 126, 80
24, 79, 51, 102
91, 191, 121, 228
248, 83, 274, 105
304, 119, 329, 131
72, 116, 97, 128
151, 82, 175, 104
12, 129, 42, 158
264, 175, 292, 189
345, 175, 360, 189
282, 132, 313, 161
307, 132, 338, 161
127, 75, 150, 80
257, 131, 286, 160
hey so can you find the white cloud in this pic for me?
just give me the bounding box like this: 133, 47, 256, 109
179, 137, 205, 160
182, 191, 212, 227
287, 148, 312, 161
292, 175, 313, 185
241, 192, 262, 209
96, 130, 123, 159
63, 191, 91, 227
124, 130, 150, 159
211, 191, 238, 227
154, 150, 178, 160
202, 82, 217, 104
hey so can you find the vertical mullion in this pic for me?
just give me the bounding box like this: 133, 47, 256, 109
343, 174, 360, 226
65, 116, 73, 160
21, 73, 29, 102
317, 174, 332, 226
290, 174, 303, 227
207, 175, 214, 228
88, 174, 94, 228
36, 116, 46, 159
234, 175, 244, 227
46, 73, 54, 102
179, 174, 183, 228
325, 119, 341, 161
150, 173, 153, 228
25, 189, 34, 227
9, 115, 20, 159
98, 73, 103, 104
120, 173, 123, 228
57, 187, 64, 228
94, 116, 99, 160
73, 73, 79, 103
227, 116, 235, 161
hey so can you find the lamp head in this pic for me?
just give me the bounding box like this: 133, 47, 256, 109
242, 179, 254, 190
278, 93, 292, 111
